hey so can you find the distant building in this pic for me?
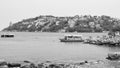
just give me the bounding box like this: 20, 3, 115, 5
9, 22, 13, 27
68, 19, 75, 27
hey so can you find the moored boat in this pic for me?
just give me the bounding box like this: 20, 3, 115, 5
1, 34, 14, 38
60, 35, 83, 42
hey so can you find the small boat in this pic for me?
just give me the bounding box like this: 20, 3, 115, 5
59, 35, 83, 42
106, 52, 120, 60
1, 34, 14, 38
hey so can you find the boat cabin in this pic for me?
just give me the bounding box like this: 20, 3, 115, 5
60, 35, 83, 42
64, 35, 82, 40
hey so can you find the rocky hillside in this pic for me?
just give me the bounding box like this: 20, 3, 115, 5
2, 15, 120, 32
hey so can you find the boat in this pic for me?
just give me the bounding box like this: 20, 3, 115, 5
59, 35, 83, 42
1, 34, 14, 38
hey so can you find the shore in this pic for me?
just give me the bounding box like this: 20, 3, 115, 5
0, 59, 120, 68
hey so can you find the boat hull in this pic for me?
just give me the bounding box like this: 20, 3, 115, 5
60, 39, 83, 42
1, 35, 14, 38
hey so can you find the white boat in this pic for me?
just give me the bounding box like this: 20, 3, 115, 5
59, 34, 83, 42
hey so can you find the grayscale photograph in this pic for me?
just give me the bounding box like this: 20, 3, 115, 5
0, 0, 120, 68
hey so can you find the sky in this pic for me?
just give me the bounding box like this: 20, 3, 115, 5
0, 0, 120, 30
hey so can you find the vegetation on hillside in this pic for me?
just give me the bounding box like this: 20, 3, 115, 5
2, 15, 120, 32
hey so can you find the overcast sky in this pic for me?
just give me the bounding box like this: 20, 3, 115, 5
0, 0, 120, 30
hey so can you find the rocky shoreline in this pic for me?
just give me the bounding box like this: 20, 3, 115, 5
0, 59, 119, 68
83, 35, 120, 47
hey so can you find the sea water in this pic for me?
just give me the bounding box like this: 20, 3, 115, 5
0, 32, 120, 63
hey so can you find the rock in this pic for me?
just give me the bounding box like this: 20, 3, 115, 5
21, 60, 37, 68
0, 65, 8, 68
49, 64, 62, 68
7, 63, 21, 68
37, 62, 64, 68
21, 63, 36, 68
37, 63, 44, 68
0, 60, 8, 68
45, 61, 52, 63
106, 52, 120, 60
79, 61, 88, 65
0, 62, 7, 66
23, 61, 31, 63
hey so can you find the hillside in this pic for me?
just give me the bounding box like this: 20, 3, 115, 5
2, 15, 120, 32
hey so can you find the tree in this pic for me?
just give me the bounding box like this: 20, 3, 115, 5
111, 25, 120, 32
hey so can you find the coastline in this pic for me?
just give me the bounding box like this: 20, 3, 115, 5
0, 59, 117, 68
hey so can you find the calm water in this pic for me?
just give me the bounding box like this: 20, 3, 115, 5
0, 32, 120, 63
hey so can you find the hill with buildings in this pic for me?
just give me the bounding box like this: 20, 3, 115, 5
2, 15, 120, 32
